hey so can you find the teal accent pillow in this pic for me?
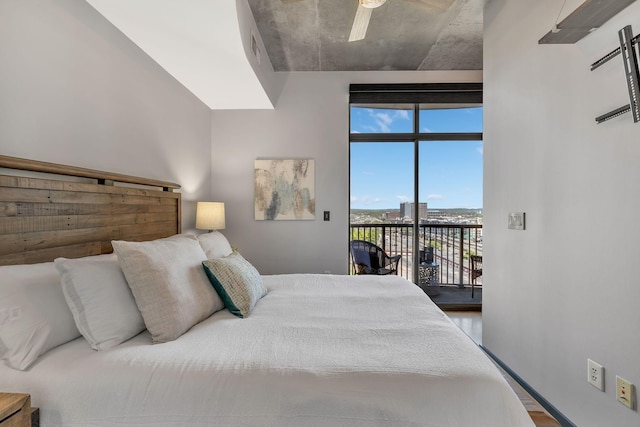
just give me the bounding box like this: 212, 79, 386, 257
202, 253, 267, 318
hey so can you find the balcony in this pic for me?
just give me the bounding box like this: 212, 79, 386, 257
350, 223, 483, 308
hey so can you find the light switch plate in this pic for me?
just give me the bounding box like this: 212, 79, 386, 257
508, 212, 525, 230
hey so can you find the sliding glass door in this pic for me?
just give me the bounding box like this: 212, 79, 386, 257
418, 139, 483, 285
417, 105, 483, 285
350, 141, 414, 277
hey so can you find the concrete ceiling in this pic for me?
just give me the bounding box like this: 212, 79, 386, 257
247, 0, 484, 71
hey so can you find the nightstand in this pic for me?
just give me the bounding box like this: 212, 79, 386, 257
0, 392, 38, 427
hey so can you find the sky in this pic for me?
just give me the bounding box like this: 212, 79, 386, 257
350, 106, 483, 210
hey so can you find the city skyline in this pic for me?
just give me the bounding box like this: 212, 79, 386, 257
350, 106, 483, 210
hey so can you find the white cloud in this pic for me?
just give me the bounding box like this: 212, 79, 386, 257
375, 112, 393, 125
395, 110, 410, 120
421, 126, 433, 133
374, 113, 392, 132
360, 109, 412, 133
426, 194, 444, 200
477, 145, 483, 155
397, 195, 411, 203
351, 195, 383, 205
376, 122, 390, 132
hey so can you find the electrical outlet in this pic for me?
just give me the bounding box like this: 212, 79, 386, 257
616, 376, 634, 409
587, 359, 604, 391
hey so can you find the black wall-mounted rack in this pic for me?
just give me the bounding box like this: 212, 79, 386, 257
592, 25, 640, 124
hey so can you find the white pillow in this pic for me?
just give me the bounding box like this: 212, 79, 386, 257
0, 262, 80, 370
112, 235, 224, 343
197, 231, 233, 259
54, 254, 145, 351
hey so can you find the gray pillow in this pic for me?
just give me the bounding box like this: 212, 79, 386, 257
55, 254, 145, 350
202, 252, 267, 318
0, 262, 80, 370
112, 235, 224, 343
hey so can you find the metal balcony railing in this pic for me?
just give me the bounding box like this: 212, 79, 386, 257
349, 223, 483, 287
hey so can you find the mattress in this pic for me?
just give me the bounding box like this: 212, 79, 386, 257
1, 274, 534, 426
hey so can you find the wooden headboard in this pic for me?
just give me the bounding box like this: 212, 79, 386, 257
0, 155, 181, 266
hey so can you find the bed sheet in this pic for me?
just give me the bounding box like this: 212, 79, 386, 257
1, 274, 534, 426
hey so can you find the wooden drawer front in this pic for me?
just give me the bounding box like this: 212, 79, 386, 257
0, 393, 30, 427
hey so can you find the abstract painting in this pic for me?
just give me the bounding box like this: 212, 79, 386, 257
254, 159, 315, 220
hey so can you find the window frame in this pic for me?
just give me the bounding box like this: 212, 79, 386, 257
349, 83, 483, 283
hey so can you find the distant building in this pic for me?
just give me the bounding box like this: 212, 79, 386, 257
427, 210, 447, 219
400, 202, 427, 220
383, 211, 401, 221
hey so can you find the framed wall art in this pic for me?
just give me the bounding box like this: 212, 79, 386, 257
254, 159, 315, 220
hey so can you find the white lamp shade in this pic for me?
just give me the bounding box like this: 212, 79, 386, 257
196, 202, 225, 230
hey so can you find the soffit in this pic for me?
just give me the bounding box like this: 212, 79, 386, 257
86, 0, 274, 110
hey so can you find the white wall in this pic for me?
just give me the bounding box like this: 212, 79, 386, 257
235, 0, 285, 108
211, 70, 481, 275
0, 0, 213, 230
484, 1, 640, 425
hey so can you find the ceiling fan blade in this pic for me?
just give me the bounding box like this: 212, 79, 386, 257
348, 5, 373, 42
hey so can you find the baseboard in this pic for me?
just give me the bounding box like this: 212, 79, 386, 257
436, 303, 482, 311
480, 345, 576, 427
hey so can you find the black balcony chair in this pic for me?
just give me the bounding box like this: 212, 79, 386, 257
349, 240, 401, 275
470, 255, 483, 298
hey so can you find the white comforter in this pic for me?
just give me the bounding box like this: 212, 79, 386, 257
1, 274, 534, 426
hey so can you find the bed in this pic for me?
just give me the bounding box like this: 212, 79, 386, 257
0, 156, 535, 427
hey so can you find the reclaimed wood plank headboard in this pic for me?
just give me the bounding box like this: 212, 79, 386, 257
0, 155, 181, 266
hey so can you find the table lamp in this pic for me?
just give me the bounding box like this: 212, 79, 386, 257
196, 202, 225, 232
